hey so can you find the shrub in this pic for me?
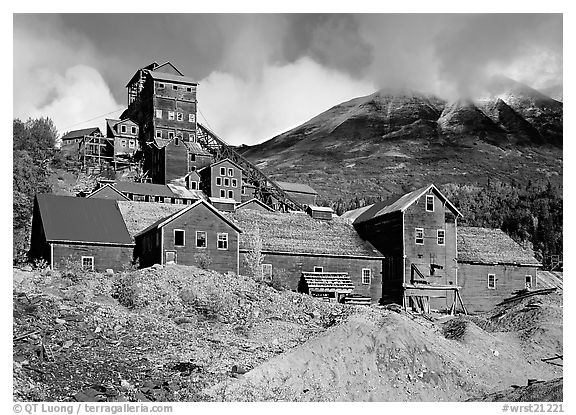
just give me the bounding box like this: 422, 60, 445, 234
195, 252, 212, 270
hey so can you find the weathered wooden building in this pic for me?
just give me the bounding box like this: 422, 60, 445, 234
236, 198, 274, 212
29, 194, 134, 271
227, 209, 384, 303
457, 226, 541, 313
105, 118, 139, 158
134, 200, 241, 274
350, 184, 463, 310
60, 127, 102, 157
87, 181, 203, 204
121, 61, 201, 184
199, 158, 243, 204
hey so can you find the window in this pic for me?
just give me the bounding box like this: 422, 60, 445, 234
129, 140, 135, 149
525, 275, 533, 290
168, 131, 175, 139
165, 251, 176, 264
426, 195, 434, 212
228, 168, 233, 177
120, 139, 127, 147
228, 190, 234, 199
190, 154, 196, 162
168, 111, 175, 121
488, 274, 496, 289
156, 131, 162, 138
224, 178, 230, 187
131, 126, 137, 135
174, 229, 185, 247
81, 256, 94, 271
196, 231, 207, 248
186, 87, 192, 92
216, 177, 222, 186
189, 132, 195, 141
314, 266, 323, 272
242, 186, 246, 195
220, 189, 226, 198
415, 228, 424, 245
172, 85, 178, 90
189, 114, 196, 123
232, 179, 237, 187
190, 181, 197, 190
121, 125, 127, 133
362, 269, 371, 285
156, 110, 162, 119
217, 233, 229, 250
158, 82, 165, 89
262, 264, 272, 281
177, 112, 183, 121
174, 198, 183, 204
437, 229, 445, 245
220, 167, 226, 176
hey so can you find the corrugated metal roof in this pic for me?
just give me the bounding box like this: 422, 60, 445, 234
148, 70, 198, 85
61, 127, 101, 141
114, 181, 177, 198
226, 209, 383, 258
36, 194, 133, 246
275, 181, 318, 195
457, 226, 541, 266
354, 184, 462, 224
186, 142, 211, 156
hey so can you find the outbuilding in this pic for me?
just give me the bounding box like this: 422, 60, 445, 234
29, 194, 134, 271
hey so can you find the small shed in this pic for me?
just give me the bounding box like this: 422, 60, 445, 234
306, 205, 334, 220
29, 194, 134, 271
209, 197, 236, 212
298, 272, 354, 303
236, 198, 274, 212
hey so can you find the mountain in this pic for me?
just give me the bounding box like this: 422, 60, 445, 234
239, 79, 562, 202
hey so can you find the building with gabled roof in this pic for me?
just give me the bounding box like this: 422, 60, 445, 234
226, 209, 384, 303
236, 198, 274, 212
199, 158, 243, 204
60, 127, 103, 156
133, 199, 241, 274
87, 181, 201, 205
457, 226, 541, 313
105, 118, 139, 158
29, 194, 134, 271
350, 184, 463, 309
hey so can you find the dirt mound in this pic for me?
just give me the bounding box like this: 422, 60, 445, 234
473, 378, 563, 402
13, 265, 354, 401
207, 309, 557, 401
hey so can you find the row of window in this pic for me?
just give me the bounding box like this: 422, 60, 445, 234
173, 229, 229, 250
119, 125, 138, 135
157, 82, 194, 93
156, 130, 195, 141
220, 189, 235, 199
261, 264, 372, 284
120, 139, 136, 149
487, 274, 534, 290
155, 110, 196, 123
415, 228, 445, 245
219, 167, 235, 177
216, 177, 238, 188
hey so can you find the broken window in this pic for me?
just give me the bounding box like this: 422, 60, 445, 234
228, 168, 233, 177
189, 114, 196, 123
121, 125, 127, 133
232, 179, 237, 187
314, 266, 323, 272
415, 228, 424, 245
224, 178, 230, 187
81, 256, 94, 271
525, 275, 533, 290
217, 233, 228, 250
131, 126, 137, 134
488, 274, 496, 289
177, 112, 183, 121
220, 167, 226, 176
196, 231, 207, 248
155, 110, 162, 119
165, 251, 176, 264
437, 229, 445, 245
426, 195, 434, 212
216, 177, 222, 186
220, 189, 226, 198
174, 229, 185, 247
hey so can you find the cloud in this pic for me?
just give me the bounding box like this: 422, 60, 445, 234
198, 57, 376, 146
13, 15, 122, 135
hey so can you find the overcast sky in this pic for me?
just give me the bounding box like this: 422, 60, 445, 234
13, 14, 562, 146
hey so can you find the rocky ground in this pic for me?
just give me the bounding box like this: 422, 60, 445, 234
13, 265, 562, 402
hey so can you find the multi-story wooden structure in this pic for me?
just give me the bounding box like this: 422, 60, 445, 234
60, 127, 102, 157
457, 226, 541, 313
350, 184, 462, 310
134, 200, 242, 275
29, 194, 134, 271
105, 118, 139, 158
199, 158, 243, 204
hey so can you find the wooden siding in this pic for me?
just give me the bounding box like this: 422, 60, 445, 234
239, 252, 383, 303
402, 192, 457, 310
52, 243, 133, 272
164, 139, 189, 183
136, 203, 239, 275
458, 263, 539, 313
202, 160, 243, 203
